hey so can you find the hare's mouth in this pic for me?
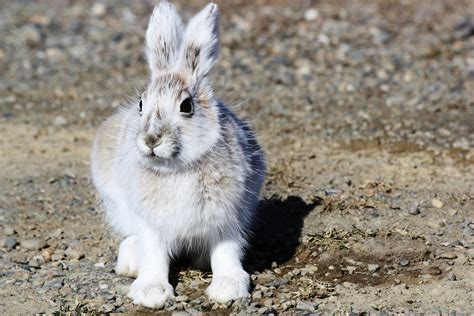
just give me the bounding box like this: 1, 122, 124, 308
141, 154, 184, 174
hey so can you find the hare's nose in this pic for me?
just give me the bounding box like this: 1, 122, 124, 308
144, 133, 161, 148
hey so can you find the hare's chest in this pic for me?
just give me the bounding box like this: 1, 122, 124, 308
134, 171, 240, 237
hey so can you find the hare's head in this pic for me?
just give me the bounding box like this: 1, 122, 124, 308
136, 2, 221, 171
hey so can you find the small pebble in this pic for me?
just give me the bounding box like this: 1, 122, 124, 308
252, 290, 262, 299
266, 278, 288, 287
263, 298, 273, 308
304, 8, 319, 21
51, 253, 64, 261
4, 237, 18, 250
439, 252, 457, 259
296, 300, 318, 311
20, 238, 46, 250
467, 249, 474, 259
408, 204, 421, 215
4, 226, 15, 236
91, 3, 107, 17
368, 264, 380, 273
101, 303, 115, 313
447, 272, 457, 281
53, 116, 67, 126
463, 226, 474, 237
399, 259, 410, 267
65, 247, 83, 260
175, 295, 189, 302
41, 248, 54, 262
431, 198, 444, 208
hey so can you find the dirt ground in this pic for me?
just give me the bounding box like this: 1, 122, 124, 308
1, 0, 474, 314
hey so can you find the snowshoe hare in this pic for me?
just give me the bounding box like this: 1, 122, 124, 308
91, 1, 266, 308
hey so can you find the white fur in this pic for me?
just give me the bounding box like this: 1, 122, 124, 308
146, 2, 184, 76
91, 2, 266, 309
176, 3, 219, 80
116, 235, 139, 277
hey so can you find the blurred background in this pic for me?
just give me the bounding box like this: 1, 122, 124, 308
1, 0, 473, 314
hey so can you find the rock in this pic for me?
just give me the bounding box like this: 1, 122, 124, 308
54, 116, 67, 126
65, 247, 83, 260
175, 295, 189, 302
100, 303, 115, 313
59, 286, 73, 296
43, 279, 64, 289
17, 25, 41, 47
399, 259, 410, 267
116, 285, 130, 296
300, 265, 318, 275
281, 300, 296, 310
431, 198, 444, 208
408, 204, 421, 215
463, 226, 474, 237
46, 48, 66, 63
424, 266, 442, 276
4, 226, 15, 236
370, 27, 391, 44
439, 252, 457, 259
266, 278, 288, 287
297, 300, 318, 311
325, 188, 342, 196
428, 220, 445, 229
20, 238, 46, 250
94, 261, 105, 268
263, 298, 273, 308
51, 253, 64, 261
368, 264, 380, 273
11, 253, 28, 263
29, 255, 45, 268
49, 228, 63, 238
466, 249, 474, 259
91, 3, 107, 17
453, 138, 470, 150
318, 34, 330, 45
252, 290, 262, 299
447, 272, 457, 281
346, 266, 357, 274
304, 8, 319, 21
262, 287, 274, 298
32, 278, 44, 288
41, 248, 54, 262
99, 283, 108, 290
4, 237, 18, 250
258, 307, 271, 314
447, 209, 458, 216
342, 282, 357, 289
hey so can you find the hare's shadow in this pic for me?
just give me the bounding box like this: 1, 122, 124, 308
243, 195, 320, 272
168, 195, 318, 286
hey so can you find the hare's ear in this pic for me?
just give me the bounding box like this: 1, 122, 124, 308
146, 2, 184, 77
177, 3, 219, 82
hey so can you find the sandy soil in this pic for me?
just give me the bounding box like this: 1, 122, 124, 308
1, 0, 473, 314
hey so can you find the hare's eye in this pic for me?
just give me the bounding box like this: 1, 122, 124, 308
180, 97, 193, 115
139, 98, 143, 113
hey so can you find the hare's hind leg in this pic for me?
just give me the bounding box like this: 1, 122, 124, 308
101, 196, 140, 277
116, 235, 139, 277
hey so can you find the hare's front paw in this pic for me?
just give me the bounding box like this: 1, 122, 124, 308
206, 274, 250, 302
128, 278, 174, 308
116, 236, 139, 277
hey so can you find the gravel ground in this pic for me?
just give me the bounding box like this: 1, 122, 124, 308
1, 0, 474, 314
